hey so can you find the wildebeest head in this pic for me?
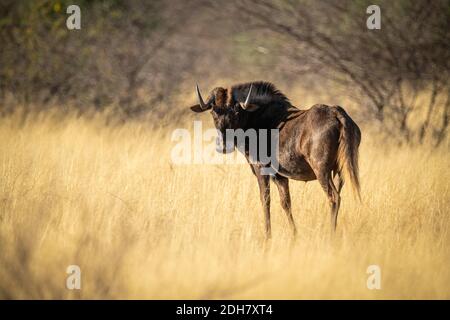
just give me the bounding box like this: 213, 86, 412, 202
190, 84, 260, 153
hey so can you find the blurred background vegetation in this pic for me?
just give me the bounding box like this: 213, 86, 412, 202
0, 0, 449, 146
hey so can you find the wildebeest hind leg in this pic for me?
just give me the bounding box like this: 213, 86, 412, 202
317, 171, 341, 231
333, 170, 344, 193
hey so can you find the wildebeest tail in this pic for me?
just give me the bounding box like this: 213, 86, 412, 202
334, 106, 361, 200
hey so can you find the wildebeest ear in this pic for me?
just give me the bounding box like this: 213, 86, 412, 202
190, 104, 210, 112
239, 103, 260, 112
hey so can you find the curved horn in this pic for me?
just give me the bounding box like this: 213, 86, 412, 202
196, 84, 207, 109
243, 84, 253, 108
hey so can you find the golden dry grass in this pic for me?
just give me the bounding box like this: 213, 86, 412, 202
0, 110, 449, 299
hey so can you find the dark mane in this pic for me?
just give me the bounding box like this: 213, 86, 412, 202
230, 81, 290, 107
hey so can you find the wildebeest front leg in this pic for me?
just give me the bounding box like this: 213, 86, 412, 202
273, 176, 297, 237
255, 170, 271, 239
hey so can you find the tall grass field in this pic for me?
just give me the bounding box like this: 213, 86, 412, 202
0, 110, 449, 299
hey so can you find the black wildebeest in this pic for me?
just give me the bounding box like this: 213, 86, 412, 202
190, 81, 361, 238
